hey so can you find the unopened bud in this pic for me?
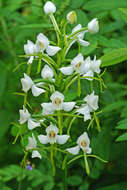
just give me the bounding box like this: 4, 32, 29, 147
66, 11, 77, 24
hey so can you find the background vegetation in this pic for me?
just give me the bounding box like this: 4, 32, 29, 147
0, 0, 127, 189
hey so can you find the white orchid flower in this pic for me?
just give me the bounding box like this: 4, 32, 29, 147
19, 106, 41, 130
76, 91, 99, 121
66, 132, 92, 155
44, 1, 56, 14
83, 56, 101, 81
24, 40, 36, 64
38, 124, 69, 145
21, 73, 45, 96
41, 91, 75, 115
88, 18, 99, 34
19, 106, 31, 124
60, 53, 86, 76
41, 65, 54, 80
26, 133, 41, 159
36, 33, 61, 56
84, 91, 99, 111
69, 24, 89, 48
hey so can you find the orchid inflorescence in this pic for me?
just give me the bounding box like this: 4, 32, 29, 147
14, 1, 107, 176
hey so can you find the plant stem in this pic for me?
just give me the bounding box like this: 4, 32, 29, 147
78, 74, 81, 97
58, 111, 62, 134
84, 152, 90, 175
50, 144, 56, 176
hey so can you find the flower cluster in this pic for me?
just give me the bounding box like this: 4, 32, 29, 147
15, 1, 106, 175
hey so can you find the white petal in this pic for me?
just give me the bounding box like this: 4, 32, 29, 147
44, 1, 56, 14
19, 106, 31, 124
41, 103, 55, 115
46, 45, 61, 56
41, 64, 54, 79
24, 40, 35, 55
84, 91, 99, 111
31, 84, 45, 97
83, 70, 94, 81
71, 53, 84, 66
72, 24, 82, 34
28, 119, 40, 130
27, 56, 34, 65
36, 33, 49, 52
50, 91, 64, 102
21, 73, 33, 93
46, 124, 59, 134
26, 133, 37, 150
86, 147, 92, 154
59, 66, 73, 75
32, 150, 42, 159
78, 38, 89, 46
38, 135, 49, 144
57, 135, 69, 144
62, 102, 75, 111
66, 146, 80, 155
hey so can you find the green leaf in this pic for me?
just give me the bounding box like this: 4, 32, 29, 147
20, 24, 52, 29
100, 48, 127, 67
119, 8, 127, 23
116, 133, 127, 142
68, 175, 82, 186
84, 0, 127, 11
44, 182, 54, 190
96, 182, 127, 190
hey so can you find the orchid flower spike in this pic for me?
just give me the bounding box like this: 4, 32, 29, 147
44, 1, 56, 14
38, 124, 69, 145
76, 91, 99, 121
41, 91, 75, 115
88, 18, 99, 34
26, 133, 41, 159
36, 33, 61, 56
21, 73, 45, 96
66, 132, 92, 155
24, 40, 36, 64
60, 53, 86, 76
19, 106, 41, 130
83, 56, 101, 81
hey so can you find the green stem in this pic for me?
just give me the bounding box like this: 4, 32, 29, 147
58, 111, 62, 135
78, 74, 81, 97
37, 56, 42, 74
49, 13, 60, 45
50, 144, 56, 176
94, 112, 101, 132
64, 75, 78, 94
90, 80, 93, 92
24, 93, 27, 107
67, 117, 76, 136
84, 152, 90, 175
67, 27, 88, 39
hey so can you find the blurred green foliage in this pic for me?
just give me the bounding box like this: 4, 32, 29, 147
0, 0, 127, 189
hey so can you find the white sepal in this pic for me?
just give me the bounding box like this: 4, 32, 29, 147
31, 84, 45, 97
62, 102, 75, 112
41, 103, 55, 115
26, 133, 37, 150
41, 65, 54, 79
38, 135, 49, 144
19, 106, 31, 124
57, 135, 69, 144
28, 119, 40, 130
46, 45, 61, 56
32, 150, 42, 159
59, 66, 73, 75
66, 145, 80, 155
21, 73, 33, 93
